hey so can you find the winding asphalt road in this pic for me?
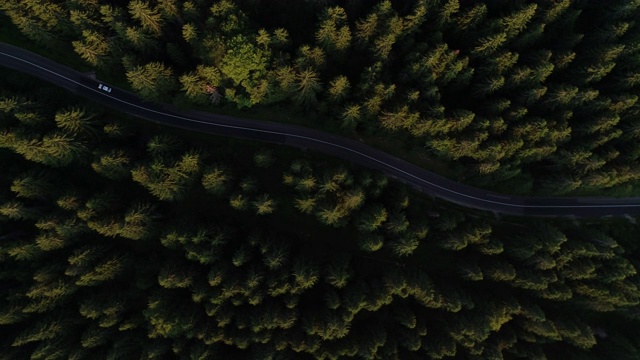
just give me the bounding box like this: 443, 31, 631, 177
2, 42, 640, 217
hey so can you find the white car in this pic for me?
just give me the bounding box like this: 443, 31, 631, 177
98, 84, 112, 93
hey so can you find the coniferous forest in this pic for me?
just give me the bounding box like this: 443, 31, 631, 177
1, 0, 640, 359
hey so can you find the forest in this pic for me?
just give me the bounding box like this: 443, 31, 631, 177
3, 0, 640, 195
1, 0, 640, 359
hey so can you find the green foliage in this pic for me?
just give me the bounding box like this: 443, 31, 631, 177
357, 233, 383, 252
1, 96, 640, 359
324, 253, 352, 289
221, 36, 268, 85
328, 75, 351, 103
315, 7, 352, 52
15, 0, 635, 197
10, 169, 55, 200
390, 233, 420, 257
91, 149, 132, 180
131, 149, 201, 201
128, 0, 163, 35
119, 203, 157, 240
357, 204, 388, 232
201, 165, 231, 196
180, 65, 222, 104
253, 149, 274, 169
72, 30, 111, 68
220, 35, 270, 107
341, 104, 362, 130
294, 69, 322, 107
3, 1, 640, 359
252, 194, 276, 215
126, 62, 176, 101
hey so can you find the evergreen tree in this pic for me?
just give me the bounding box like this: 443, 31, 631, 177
128, 0, 163, 35
328, 76, 350, 103
252, 194, 276, 215
315, 7, 352, 53
54, 107, 97, 137
341, 104, 362, 130
3, 2, 640, 358
180, 65, 222, 104
201, 165, 231, 196
91, 149, 132, 180
357, 204, 388, 232
125, 26, 159, 52
131, 150, 201, 201
294, 69, 322, 107
72, 30, 111, 68
126, 62, 177, 101
10, 169, 55, 200
324, 253, 352, 289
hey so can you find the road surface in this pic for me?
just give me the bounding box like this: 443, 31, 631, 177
2, 42, 640, 217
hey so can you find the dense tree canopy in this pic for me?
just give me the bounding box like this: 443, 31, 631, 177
2, 1, 640, 359
1, 63, 640, 359
3, 0, 640, 195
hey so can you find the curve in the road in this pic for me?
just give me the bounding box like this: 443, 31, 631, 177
2, 42, 640, 217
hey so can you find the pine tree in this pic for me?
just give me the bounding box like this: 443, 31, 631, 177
180, 65, 222, 104
80, 324, 113, 349
158, 0, 181, 21
294, 175, 317, 192
158, 261, 193, 289
456, 3, 487, 31
8, 132, 87, 167
23, 268, 76, 312
1, 1, 60, 48
380, 106, 420, 131
402, 1, 428, 35
357, 204, 388, 232
324, 253, 352, 289
54, 107, 97, 137
34, 232, 65, 252
341, 104, 362, 130
131, 150, 201, 201
128, 0, 163, 35
181, 23, 198, 43
294, 69, 322, 107
328, 76, 350, 103
296, 45, 326, 70
0, 201, 39, 220
72, 30, 111, 68
253, 149, 274, 168
91, 149, 132, 180
438, 0, 460, 27
291, 256, 319, 291
229, 194, 249, 211
125, 26, 159, 52
390, 234, 420, 257
501, 4, 538, 40
294, 196, 317, 214
355, 12, 379, 46
10, 169, 55, 200
315, 7, 352, 53
357, 233, 384, 252
126, 62, 177, 101
252, 194, 276, 215
119, 203, 157, 240
201, 165, 231, 196
473, 33, 508, 56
